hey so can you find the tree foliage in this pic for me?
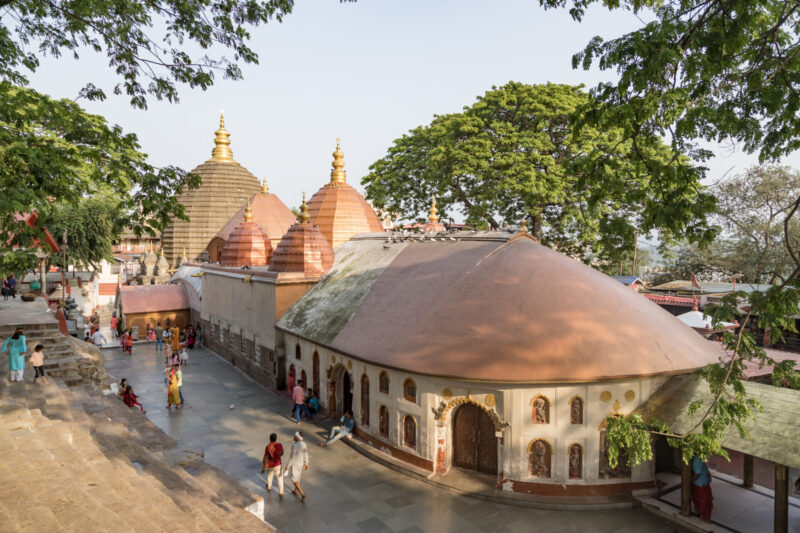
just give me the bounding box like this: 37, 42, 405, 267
363, 82, 716, 262
540, 0, 800, 162
45, 195, 122, 270
0, 82, 200, 270
541, 0, 800, 468
0, 0, 294, 108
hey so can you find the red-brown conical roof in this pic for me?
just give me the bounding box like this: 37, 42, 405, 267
218, 202, 272, 267
307, 139, 384, 249
269, 194, 335, 276
211, 179, 296, 250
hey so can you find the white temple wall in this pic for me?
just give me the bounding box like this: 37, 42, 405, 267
282, 332, 671, 489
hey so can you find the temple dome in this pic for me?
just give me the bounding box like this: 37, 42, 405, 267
218, 201, 272, 267
277, 231, 723, 383
307, 139, 384, 249
269, 194, 334, 276
161, 113, 262, 267
206, 179, 296, 261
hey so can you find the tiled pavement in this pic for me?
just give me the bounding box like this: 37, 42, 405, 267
103, 344, 686, 532
655, 471, 800, 532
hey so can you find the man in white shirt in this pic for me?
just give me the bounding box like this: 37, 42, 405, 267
91, 330, 108, 347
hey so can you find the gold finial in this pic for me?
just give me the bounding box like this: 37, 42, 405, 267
244, 199, 253, 222
520, 219, 528, 233
159, 247, 165, 257
330, 137, 346, 183
299, 192, 310, 223
211, 111, 234, 161
182, 247, 187, 258
428, 195, 440, 224
261, 178, 269, 194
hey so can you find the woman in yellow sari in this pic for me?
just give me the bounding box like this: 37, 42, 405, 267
166, 365, 181, 409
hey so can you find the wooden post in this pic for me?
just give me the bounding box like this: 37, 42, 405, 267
774, 463, 789, 533
681, 460, 692, 516
743, 454, 754, 488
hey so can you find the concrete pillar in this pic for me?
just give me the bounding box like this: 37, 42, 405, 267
680, 460, 692, 516
775, 463, 789, 533
40, 259, 47, 295
743, 454, 754, 488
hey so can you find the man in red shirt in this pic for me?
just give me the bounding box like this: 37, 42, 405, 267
292, 379, 311, 424
261, 433, 284, 497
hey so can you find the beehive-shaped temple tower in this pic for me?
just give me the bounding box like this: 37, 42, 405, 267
161, 113, 262, 267
306, 139, 384, 249
206, 179, 296, 261
218, 201, 273, 267
270, 194, 335, 276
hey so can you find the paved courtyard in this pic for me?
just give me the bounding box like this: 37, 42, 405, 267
104, 343, 685, 532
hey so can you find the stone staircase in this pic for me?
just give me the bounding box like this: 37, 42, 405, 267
0, 377, 272, 532
0, 321, 79, 377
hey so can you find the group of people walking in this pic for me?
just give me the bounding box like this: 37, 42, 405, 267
259, 379, 356, 503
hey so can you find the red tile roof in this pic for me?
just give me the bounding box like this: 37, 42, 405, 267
644, 293, 696, 307
119, 284, 189, 314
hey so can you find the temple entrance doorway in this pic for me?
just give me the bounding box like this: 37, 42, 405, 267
329, 364, 354, 418
343, 371, 353, 415
452, 403, 497, 475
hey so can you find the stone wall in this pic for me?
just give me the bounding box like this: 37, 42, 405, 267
200, 271, 313, 392
282, 332, 666, 500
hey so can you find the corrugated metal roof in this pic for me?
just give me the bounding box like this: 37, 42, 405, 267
650, 280, 773, 294
611, 275, 641, 286
635, 374, 800, 469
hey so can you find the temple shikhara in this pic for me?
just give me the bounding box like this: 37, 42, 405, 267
106, 114, 750, 504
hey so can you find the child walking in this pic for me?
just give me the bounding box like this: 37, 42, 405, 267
29, 344, 47, 384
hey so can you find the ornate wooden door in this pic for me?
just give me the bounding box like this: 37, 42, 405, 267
453, 404, 478, 470
453, 404, 498, 475
476, 409, 498, 475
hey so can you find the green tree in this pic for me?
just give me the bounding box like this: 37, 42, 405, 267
0, 82, 199, 271
0, 0, 294, 108
713, 165, 800, 284
363, 82, 716, 263
45, 195, 123, 270
1, 1, 295, 270
540, 0, 800, 469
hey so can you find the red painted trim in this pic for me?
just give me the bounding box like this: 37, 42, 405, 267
510, 479, 654, 497
354, 428, 433, 471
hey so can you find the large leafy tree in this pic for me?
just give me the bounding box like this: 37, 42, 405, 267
363, 82, 716, 263
713, 165, 800, 284
0, 1, 295, 270
0, 82, 198, 270
540, 0, 800, 470
0, 0, 294, 108
45, 195, 123, 270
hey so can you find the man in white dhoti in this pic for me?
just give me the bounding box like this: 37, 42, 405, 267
284, 431, 309, 502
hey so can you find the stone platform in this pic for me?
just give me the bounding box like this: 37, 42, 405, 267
0, 373, 272, 532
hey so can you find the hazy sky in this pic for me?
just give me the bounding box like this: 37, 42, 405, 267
27, 0, 797, 217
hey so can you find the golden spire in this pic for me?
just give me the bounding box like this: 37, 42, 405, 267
299, 192, 310, 223
520, 218, 528, 233
244, 199, 253, 222
261, 178, 269, 194
330, 137, 346, 183
182, 247, 187, 258
211, 111, 234, 161
159, 247, 165, 257
428, 195, 440, 224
